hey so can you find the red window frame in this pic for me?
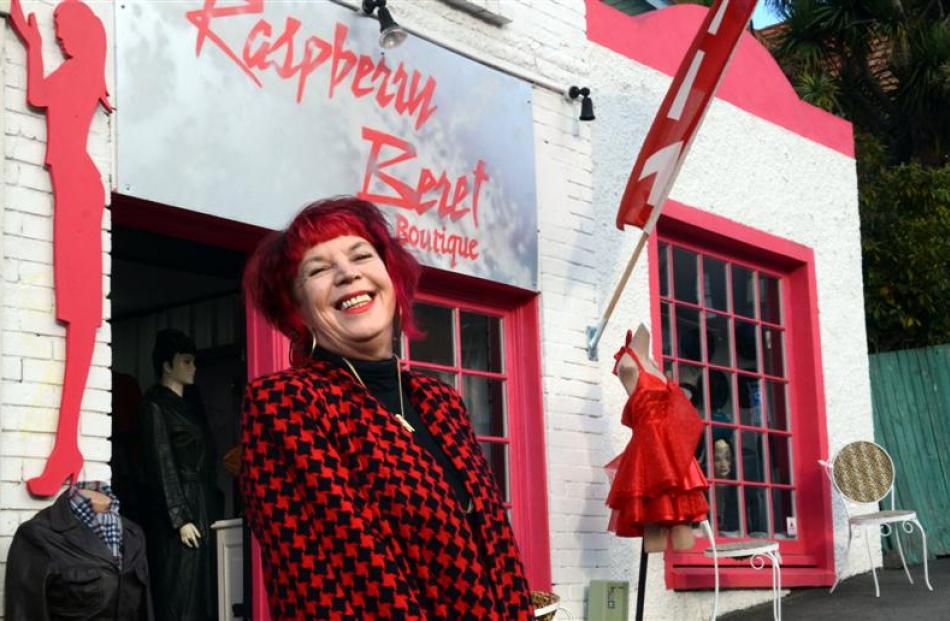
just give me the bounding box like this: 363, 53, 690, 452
652, 201, 835, 589
415, 268, 552, 590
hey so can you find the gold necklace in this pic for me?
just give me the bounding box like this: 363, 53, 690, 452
340, 356, 415, 433
342, 356, 474, 515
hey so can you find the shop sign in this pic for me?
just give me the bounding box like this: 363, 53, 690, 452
116, 0, 538, 290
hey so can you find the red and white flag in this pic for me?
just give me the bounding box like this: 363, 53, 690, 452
616, 0, 756, 231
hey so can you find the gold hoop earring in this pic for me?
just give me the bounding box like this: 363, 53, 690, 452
310, 332, 318, 356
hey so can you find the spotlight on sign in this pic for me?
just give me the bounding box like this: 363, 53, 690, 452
567, 86, 595, 121
362, 0, 408, 49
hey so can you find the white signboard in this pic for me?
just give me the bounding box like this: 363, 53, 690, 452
116, 0, 538, 290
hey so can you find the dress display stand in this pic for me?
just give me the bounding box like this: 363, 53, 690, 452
605, 326, 710, 621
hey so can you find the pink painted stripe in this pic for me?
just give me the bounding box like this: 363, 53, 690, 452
586, 1, 854, 158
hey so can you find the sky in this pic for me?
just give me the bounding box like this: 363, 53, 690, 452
752, 1, 784, 28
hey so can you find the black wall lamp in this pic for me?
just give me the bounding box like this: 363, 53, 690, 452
362, 0, 408, 49
567, 86, 595, 121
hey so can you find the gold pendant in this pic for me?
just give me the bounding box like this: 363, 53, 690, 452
395, 413, 415, 433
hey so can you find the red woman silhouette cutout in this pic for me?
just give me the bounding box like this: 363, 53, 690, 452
8, 0, 113, 496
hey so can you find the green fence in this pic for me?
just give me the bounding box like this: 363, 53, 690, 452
868, 344, 950, 565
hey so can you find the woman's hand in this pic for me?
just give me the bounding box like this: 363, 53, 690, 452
179, 523, 202, 548
9, 0, 41, 48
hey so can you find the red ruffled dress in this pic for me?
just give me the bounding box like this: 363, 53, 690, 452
605, 348, 709, 537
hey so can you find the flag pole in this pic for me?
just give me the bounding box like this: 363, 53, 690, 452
586, 199, 664, 361
585, 229, 649, 361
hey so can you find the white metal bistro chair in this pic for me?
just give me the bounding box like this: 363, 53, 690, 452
700, 520, 783, 621
820, 440, 934, 597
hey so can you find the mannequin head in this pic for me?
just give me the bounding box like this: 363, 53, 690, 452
152, 329, 197, 395
713, 438, 734, 478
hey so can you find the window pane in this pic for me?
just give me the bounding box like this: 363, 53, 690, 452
715, 484, 741, 537
411, 303, 454, 366
463, 375, 506, 437
737, 375, 762, 427
734, 320, 759, 372
741, 431, 766, 482
460, 312, 503, 372
658, 243, 670, 298
672, 247, 699, 304
678, 363, 705, 418
480, 441, 509, 501
732, 265, 755, 318
772, 489, 797, 539
765, 381, 789, 430
415, 368, 456, 389
769, 434, 793, 484
695, 426, 710, 476
708, 370, 734, 424
744, 486, 769, 538
705, 312, 731, 367
663, 358, 674, 380
703, 257, 728, 311
759, 275, 782, 324
763, 327, 785, 378
711, 427, 737, 479
676, 306, 702, 361
661, 302, 672, 357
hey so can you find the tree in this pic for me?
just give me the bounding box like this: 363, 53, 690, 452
758, 1, 950, 351
858, 133, 950, 351
764, 0, 949, 166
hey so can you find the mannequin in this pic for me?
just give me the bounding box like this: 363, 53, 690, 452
5, 481, 153, 620
608, 323, 708, 553
139, 329, 220, 621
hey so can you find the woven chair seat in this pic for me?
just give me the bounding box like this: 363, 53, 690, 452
850, 510, 916, 524
704, 540, 779, 559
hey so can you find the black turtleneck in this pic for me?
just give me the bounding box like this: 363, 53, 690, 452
312, 347, 473, 513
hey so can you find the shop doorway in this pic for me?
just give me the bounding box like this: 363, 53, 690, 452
109, 196, 267, 619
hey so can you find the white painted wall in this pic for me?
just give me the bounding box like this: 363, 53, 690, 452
0, 1, 870, 619
586, 37, 870, 618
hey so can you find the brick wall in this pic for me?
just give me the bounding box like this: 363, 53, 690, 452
0, 0, 115, 609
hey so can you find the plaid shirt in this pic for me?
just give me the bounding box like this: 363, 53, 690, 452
67, 481, 123, 566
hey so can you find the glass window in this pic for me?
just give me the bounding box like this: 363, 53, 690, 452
463, 375, 507, 437
480, 441, 509, 502
735, 320, 759, 372
676, 307, 702, 361
408, 303, 511, 511
658, 243, 798, 543
460, 312, 503, 372
732, 265, 755, 318
705, 312, 731, 367
658, 243, 670, 298
759, 275, 782, 324
766, 380, 789, 430
673, 247, 699, 304
703, 257, 728, 311
412, 303, 455, 366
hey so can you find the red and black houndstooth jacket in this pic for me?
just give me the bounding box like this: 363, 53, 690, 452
240, 359, 534, 620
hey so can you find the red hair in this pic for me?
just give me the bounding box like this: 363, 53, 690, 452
243, 197, 421, 365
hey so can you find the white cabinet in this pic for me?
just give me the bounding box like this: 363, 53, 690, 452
211, 518, 245, 620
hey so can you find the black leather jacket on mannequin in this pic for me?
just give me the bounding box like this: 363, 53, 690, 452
4, 492, 153, 620
139, 384, 221, 621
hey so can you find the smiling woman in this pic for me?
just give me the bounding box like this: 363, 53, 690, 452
294, 235, 397, 359
240, 196, 534, 619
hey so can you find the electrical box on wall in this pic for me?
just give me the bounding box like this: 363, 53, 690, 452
588, 580, 629, 621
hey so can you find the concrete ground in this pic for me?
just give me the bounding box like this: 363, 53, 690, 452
722, 556, 948, 620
